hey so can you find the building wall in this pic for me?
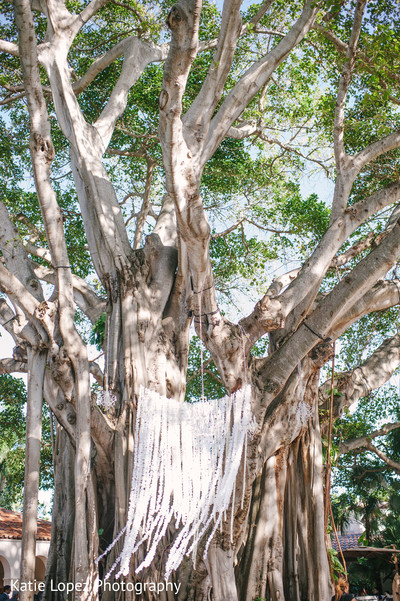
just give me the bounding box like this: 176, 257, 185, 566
0, 540, 50, 590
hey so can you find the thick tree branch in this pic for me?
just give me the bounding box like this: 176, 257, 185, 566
72, 39, 128, 96
328, 279, 400, 341
340, 422, 400, 455
159, 0, 248, 393
73, 36, 220, 98
0, 263, 49, 343
153, 194, 178, 248
0, 39, 19, 56
15, 0, 93, 588
259, 218, 400, 397
33, 265, 106, 324
94, 39, 169, 147
330, 232, 375, 267
0, 301, 38, 349
39, 37, 132, 278
243, 184, 400, 346
20, 348, 46, 601
353, 131, 400, 174
69, 0, 111, 40
0, 357, 27, 374
0, 300, 20, 342
244, 0, 275, 31
25, 246, 106, 323
320, 329, 400, 417
0, 201, 44, 302
89, 361, 104, 386
183, 0, 243, 151
0, 40, 19, 56
14, 0, 78, 335
24, 241, 52, 264
201, 0, 319, 165
184, 0, 279, 151
25, 243, 105, 316
227, 121, 259, 140
280, 185, 400, 319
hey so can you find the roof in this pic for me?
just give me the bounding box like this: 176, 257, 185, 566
332, 534, 400, 561
339, 546, 400, 561
0, 508, 51, 541
332, 534, 363, 551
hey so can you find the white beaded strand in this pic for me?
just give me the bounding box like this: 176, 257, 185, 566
101, 384, 252, 581
100, 293, 253, 580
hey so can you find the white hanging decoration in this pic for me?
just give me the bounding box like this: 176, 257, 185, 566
295, 362, 313, 426
97, 312, 118, 411
96, 390, 117, 410
295, 400, 313, 426
99, 384, 253, 580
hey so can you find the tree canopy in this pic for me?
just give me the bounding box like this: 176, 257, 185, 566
1, 0, 400, 599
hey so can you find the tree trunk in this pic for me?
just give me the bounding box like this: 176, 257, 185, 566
235, 370, 331, 601
20, 349, 46, 601
43, 429, 75, 601
44, 327, 332, 601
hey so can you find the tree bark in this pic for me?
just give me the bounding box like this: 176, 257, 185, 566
5, 0, 400, 599
20, 349, 46, 601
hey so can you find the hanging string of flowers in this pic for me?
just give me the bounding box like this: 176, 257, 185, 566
98, 384, 253, 580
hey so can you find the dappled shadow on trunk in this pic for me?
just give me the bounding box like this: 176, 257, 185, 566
43, 430, 75, 601
236, 407, 331, 601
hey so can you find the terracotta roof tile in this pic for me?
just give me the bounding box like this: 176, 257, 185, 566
0, 508, 51, 541
331, 533, 364, 551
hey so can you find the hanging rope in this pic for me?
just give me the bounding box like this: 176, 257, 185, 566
324, 341, 347, 577
324, 341, 336, 530
330, 503, 347, 576
98, 312, 116, 410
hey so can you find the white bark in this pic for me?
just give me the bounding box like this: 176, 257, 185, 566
32, 264, 106, 324
242, 182, 400, 345
94, 39, 168, 147
200, 0, 319, 165
326, 279, 400, 340
14, 2, 98, 596
0, 357, 27, 374
0, 201, 44, 301
20, 349, 46, 601
320, 329, 400, 417
0, 39, 19, 56
4, 0, 400, 598
183, 0, 242, 153
257, 218, 400, 400
0, 262, 49, 344
340, 422, 400, 455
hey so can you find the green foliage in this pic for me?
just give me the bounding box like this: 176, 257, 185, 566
0, 0, 399, 526
328, 548, 346, 580
0, 375, 54, 510
185, 336, 226, 403
90, 312, 107, 351
331, 383, 400, 567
